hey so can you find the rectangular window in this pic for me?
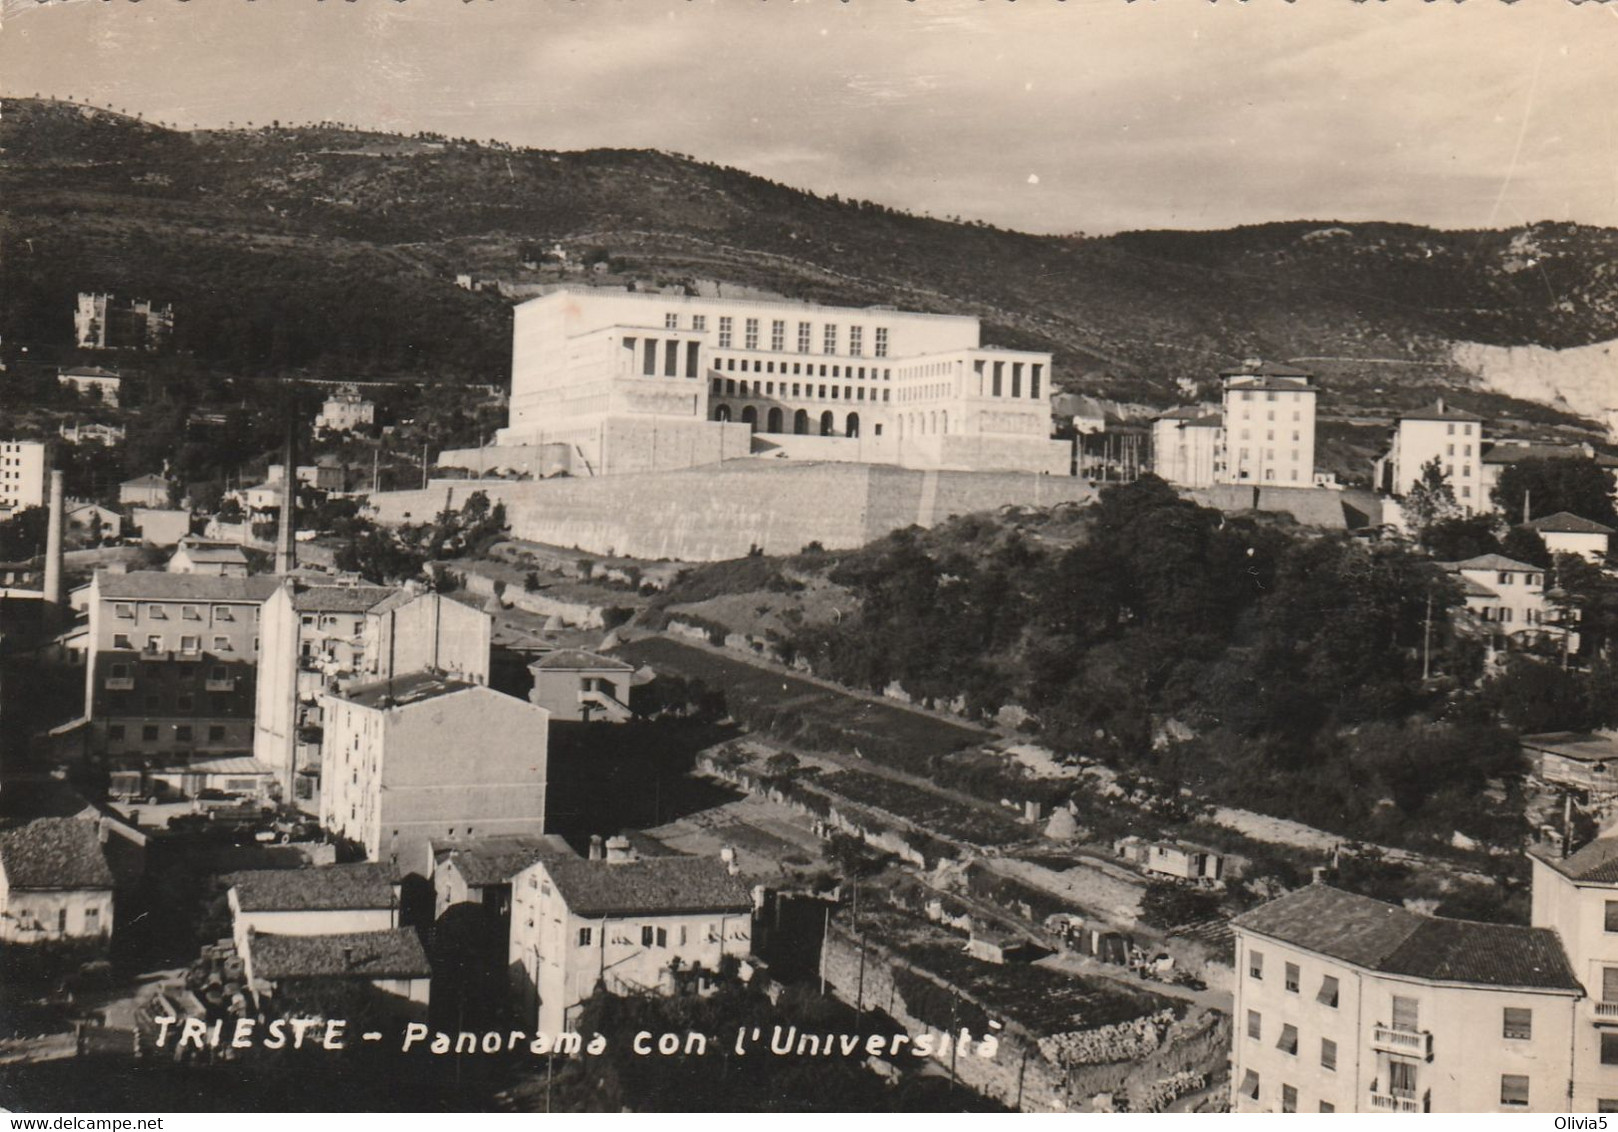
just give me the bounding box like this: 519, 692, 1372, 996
578, 927, 592, 947
641, 925, 655, 947
1284, 962, 1300, 993
182, 605, 201, 621
1280, 1085, 1296, 1114
1240, 1069, 1259, 1101
145, 635, 162, 651
175, 724, 193, 742
770, 320, 785, 351
1502, 1007, 1532, 1040
148, 605, 168, 620
823, 324, 837, 355
114, 603, 134, 619
655, 927, 668, 948
1391, 995, 1420, 1033
797, 322, 812, 353
1600, 1100, 1618, 1114
141, 724, 159, 742
1321, 1037, 1337, 1071
875, 327, 889, 358
113, 633, 132, 649
84, 907, 99, 933
849, 326, 863, 357
213, 636, 231, 651
1276, 1023, 1298, 1055
208, 725, 226, 742
1246, 1010, 1261, 1040
665, 312, 679, 330
1604, 901, 1618, 933
744, 318, 759, 350
718, 317, 733, 348
1249, 950, 1264, 980
1602, 1032, 1618, 1066
180, 636, 200, 654
1389, 1061, 1418, 1098
1500, 1075, 1529, 1108
1317, 975, 1340, 1007
692, 315, 706, 332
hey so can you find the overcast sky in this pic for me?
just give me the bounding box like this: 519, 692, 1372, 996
3, 0, 1615, 235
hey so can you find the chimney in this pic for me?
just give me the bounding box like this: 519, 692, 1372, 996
43, 469, 64, 612
603, 835, 635, 863
341, 945, 354, 969
274, 395, 297, 576
1436, 396, 1446, 415
588, 834, 605, 861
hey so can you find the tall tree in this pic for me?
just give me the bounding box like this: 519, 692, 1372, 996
1492, 457, 1618, 526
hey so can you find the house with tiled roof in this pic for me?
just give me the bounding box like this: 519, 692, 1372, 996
0, 818, 115, 943
166, 537, 250, 578
1480, 440, 1618, 509
1523, 511, 1615, 564
226, 863, 399, 956
1231, 882, 1583, 1114
527, 649, 635, 723
509, 838, 754, 1033
241, 927, 431, 1007
429, 833, 570, 921
1438, 554, 1559, 651
118, 472, 172, 509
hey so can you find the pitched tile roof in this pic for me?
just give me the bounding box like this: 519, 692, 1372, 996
0, 818, 115, 891
1539, 836, 1618, 885
228, 863, 395, 912
96, 571, 280, 603
539, 856, 753, 919
440, 835, 569, 888
1482, 443, 1590, 465
290, 584, 396, 613
529, 649, 635, 673
248, 928, 430, 981
1446, 553, 1541, 574
175, 543, 250, 564
1524, 511, 1616, 536
1233, 884, 1580, 991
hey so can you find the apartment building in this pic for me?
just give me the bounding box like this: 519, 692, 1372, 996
254, 581, 492, 805
1215, 362, 1318, 488
480, 287, 1069, 477
1532, 838, 1618, 1111
509, 839, 753, 1033
318, 675, 548, 875
0, 440, 48, 516
84, 571, 278, 765
1231, 884, 1581, 1114
74, 292, 173, 352
1149, 407, 1222, 489
314, 386, 376, 435
1373, 400, 1487, 512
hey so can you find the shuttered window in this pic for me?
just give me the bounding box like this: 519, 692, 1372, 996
1503, 1007, 1532, 1041
1391, 995, 1420, 1033
1240, 1070, 1259, 1100
1501, 1075, 1529, 1108
1321, 1037, 1337, 1071
1603, 967, 1618, 1004
1277, 1024, 1298, 1055
1317, 975, 1340, 1007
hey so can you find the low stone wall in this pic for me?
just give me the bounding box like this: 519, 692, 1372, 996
367, 461, 1095, 562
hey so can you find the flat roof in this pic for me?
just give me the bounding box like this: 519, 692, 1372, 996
1521, 732, 1618, 764
336, 671, 475, 710
518, 284, 978, 324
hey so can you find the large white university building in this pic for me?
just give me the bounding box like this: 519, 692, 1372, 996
479, 288, 1070, 477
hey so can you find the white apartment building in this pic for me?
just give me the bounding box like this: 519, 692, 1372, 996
1373, 400, 1487, 513
1231, 883, 1582, 1114
0, 440, 48, 515
315, 386, 376, 435
482, 288, 1069, 477
1531, 837, 1618, 1111
254, 581, 492, 806
1150, 407, 1222, 489
1215, 363, 1318, 487
508, 840, 754, 1034
318, 675, 548, 876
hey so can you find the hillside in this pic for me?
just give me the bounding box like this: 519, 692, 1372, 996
4, 97, 1616, 430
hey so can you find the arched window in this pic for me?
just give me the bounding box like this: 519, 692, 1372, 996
712, 403, 731, 422
793, 409, 809, 435
767, 407, 783, 434
845, 412, 860, 439
741, 406, 758, 432
819, 411, 835, 436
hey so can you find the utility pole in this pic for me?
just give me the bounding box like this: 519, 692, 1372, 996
1421, 590, 1434, 681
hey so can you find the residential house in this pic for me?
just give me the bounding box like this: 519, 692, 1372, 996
318, 675, 548, 876
58, 422, 126, 447
1530, 836, 1618, 1110
509, 840, 754, 1034
1230, 883, 1581, 1114
527, 649, 635, 722
0, 818, 115, 944
226, 863, 399, 955
74, 292, 173, 352
254, 581, 492, 806
65, 501, 123, 544
314, 387, 376, 435
241, 928, 431, 1009
1372, 400, 1487, 513
131, 508, 191, 548
1524, 512, 1614, 564
83, 570, 277, 767
0, 440, 48, 516
119, 473, 172, 509
57, 366, 123, 407
429, 834, 566, 922
1150, 407, 1223, 490
167, 537, 250, 577
1440, 554, 1558, 650
1216, 362, 1318, 487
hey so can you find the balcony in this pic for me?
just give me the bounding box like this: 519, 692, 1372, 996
1371, 1025, 1433, 1061
1594, 1002, 1618, 1023
1369, 1090, 1428, 1114
204, 677, 235, 692
103, 676, 134, 691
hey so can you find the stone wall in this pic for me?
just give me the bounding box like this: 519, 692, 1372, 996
367, 462, 1095, 562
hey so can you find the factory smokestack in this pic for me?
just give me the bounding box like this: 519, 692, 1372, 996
275, 393, 297, 576
43, 469, 64, 611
